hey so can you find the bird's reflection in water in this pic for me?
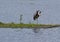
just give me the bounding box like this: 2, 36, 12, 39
33, 28, 44, 35
33, 28, 40, 33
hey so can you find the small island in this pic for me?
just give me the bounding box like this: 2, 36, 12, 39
0, 22, 60, 28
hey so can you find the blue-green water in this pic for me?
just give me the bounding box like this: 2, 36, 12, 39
0, 28, 60, 42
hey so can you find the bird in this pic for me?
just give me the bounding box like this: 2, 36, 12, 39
33, 10, 41, 20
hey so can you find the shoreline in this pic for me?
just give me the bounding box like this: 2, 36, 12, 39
0, 24, 60, 28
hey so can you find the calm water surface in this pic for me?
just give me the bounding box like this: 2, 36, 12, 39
0, 28, 60, 42
0, 0, 60, 24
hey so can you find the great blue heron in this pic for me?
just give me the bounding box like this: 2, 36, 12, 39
33, 10, 41, 20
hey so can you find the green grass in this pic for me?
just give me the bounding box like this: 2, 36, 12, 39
0, 23, 60, 28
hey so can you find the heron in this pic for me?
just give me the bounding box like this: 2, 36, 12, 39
33, 10, 41, 24
33, 10, 41, 20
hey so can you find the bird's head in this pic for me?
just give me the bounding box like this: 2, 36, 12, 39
37, 10, 41, 16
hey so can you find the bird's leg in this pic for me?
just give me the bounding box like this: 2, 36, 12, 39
36, 18, 38, 24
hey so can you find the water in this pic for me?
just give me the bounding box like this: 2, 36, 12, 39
0, 28, 60, 42
0, 0, 60, 24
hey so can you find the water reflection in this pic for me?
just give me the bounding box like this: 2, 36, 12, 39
0, 28, 60, 42
33, 28, 40, 33
32, 28, 44, 36
12, 28, 42, 33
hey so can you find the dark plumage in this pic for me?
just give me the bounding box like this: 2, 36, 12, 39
33, 10, 41, 20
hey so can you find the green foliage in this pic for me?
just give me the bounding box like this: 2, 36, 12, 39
0, 23, 60, 28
